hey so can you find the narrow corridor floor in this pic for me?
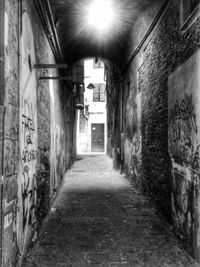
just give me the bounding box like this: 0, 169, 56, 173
24, 155, 199, 267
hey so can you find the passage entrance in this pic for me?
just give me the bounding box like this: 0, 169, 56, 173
91, 123, 104, 152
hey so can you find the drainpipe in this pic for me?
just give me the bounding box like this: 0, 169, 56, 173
0, 0, 5, 104
34, 0, 58, 59
0, 0, 5, 265
35, 0, 64, 63
43, 0, 64, 62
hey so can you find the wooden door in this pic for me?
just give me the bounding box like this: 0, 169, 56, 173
91, 123, 104, 152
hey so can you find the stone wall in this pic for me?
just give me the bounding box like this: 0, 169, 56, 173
2, 0, 76, 265
3, 0, 19, 266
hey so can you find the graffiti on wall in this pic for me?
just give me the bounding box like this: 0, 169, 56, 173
168, 51, 200, 258
169, 93, 197, 166
169, 93, 197, 132
168, 51, 200, 168
18, 10, 38, 252
21, 103, 37, 229
20, 103, 37, 233
21, 113, 37, 163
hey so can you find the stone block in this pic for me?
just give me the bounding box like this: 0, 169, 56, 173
4, 104, 18, 140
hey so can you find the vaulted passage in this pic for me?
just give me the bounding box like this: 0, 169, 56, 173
1, 0, 200, 266
24, 155, 197, 267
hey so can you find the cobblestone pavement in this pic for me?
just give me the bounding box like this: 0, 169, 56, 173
24, 155, 199, 267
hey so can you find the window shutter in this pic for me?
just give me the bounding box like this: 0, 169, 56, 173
93, 84, 100, 101
99, 84, 106, 102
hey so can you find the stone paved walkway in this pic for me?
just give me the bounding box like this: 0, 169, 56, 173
24, 155, 199, 267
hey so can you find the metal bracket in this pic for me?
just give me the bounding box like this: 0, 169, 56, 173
33, 64, 68, 69
39, 76, 72, 80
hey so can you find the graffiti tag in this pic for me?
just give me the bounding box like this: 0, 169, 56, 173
21, 112, 37, 230
169, 94, 197, 166
169, 94, 197, 133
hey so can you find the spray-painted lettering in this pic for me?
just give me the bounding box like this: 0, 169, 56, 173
169, 94, 197, 133
169, 94, 197, 166
21, 110, 37, 231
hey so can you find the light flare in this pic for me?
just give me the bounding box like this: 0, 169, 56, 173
87, 0, 114, 33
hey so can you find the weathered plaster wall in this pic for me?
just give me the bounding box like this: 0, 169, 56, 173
2, 0, 76, 265
106, 65, 122, 168
168, 50, 200, 260
122, 59, 142, 187
49, 80, 66, 198
17, 4, 38, 260
20, 0, 75, 253
64, 91, 75, 168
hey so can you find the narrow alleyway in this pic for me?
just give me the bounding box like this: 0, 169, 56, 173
24, 155, 198, 267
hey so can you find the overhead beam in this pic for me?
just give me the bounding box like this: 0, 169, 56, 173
39, 76, 72, 80
34, 64, 68, 69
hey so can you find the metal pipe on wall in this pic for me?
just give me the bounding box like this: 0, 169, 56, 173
0, 0, 5, 105
34, 0, 64, 63
34, 0, 58, 60
43, 0, 64, 62
34, 0, 71, 88
0, 0, 5, 265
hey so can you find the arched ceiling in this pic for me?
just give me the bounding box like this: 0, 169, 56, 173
49, 0, 162, 70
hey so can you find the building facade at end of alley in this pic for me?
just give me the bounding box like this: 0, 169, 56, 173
0, 0, 200, 266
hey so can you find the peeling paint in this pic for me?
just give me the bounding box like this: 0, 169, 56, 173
4, 213, 13, 229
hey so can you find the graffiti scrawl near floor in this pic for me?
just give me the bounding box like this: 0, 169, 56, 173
21, 166, 37, 228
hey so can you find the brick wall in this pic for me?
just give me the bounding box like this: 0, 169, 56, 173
138, 0, 200, 260
106, 0, 200, 262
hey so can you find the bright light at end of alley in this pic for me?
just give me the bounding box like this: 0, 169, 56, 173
87, 0, 114, 33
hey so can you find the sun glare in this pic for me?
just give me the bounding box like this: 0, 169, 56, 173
87, 0, 114, 33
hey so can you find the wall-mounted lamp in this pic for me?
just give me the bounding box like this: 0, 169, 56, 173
76, 104, 84, 110
87, 83, 95, 89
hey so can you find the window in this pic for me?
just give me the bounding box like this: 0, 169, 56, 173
93, 59, 104, 68
93, 84, 106, 102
